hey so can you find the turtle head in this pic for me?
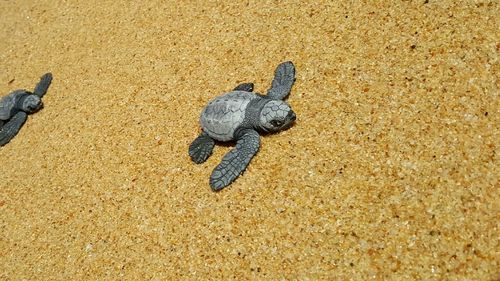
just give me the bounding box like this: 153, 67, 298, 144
21, 94, 42, 113
258, 100, 296, 133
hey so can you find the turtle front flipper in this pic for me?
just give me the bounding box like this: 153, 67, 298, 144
233, 83, 254, 92
210, 129, 260, 191
33, 73, 53, 98
266, 61, 296, 100
0, 111, 28, 146
189, 131, 215, 164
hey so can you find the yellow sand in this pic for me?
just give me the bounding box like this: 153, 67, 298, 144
0, 1, 498, 280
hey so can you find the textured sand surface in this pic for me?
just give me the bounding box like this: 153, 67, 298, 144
0, 1, 498, 280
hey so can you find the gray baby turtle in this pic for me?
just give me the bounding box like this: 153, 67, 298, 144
0, 73, 53, 146
189, 61, 297, 191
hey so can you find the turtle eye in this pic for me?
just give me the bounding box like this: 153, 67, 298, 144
270, 120, 283, 127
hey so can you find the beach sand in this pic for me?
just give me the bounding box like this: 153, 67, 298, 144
0, 1, 498, 279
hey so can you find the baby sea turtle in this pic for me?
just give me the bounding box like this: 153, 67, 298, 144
0, 73, 53, 146
189, 61, 297, 191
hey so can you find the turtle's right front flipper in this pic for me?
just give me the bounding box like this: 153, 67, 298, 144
0, 111, 27, 146
33, 73, 53, 98
210, 129, 260, 191
189, 131, 215, 164
233, 83, 254, 92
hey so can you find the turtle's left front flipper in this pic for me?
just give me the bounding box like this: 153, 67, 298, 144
210, 129, 260, 191
33, 73, 53, 98
267, 61, 296, 100
0, 111, 27, 146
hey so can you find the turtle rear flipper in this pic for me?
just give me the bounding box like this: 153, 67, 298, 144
209, 129, 260, 191
233, 83, 254, 92
266, 61, 296, 100
189, 132, 215, 164
33, 73, 53, 98
0, 111, 27, 146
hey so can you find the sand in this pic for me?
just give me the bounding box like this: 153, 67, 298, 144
0, 1, 498, 280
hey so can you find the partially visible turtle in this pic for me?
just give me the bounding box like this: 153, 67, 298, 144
189, 61, 297, 191
0, 73, 53, 146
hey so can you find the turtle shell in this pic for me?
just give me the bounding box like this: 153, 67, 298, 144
200, 91, 259, 141
0, 91, 24, 121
